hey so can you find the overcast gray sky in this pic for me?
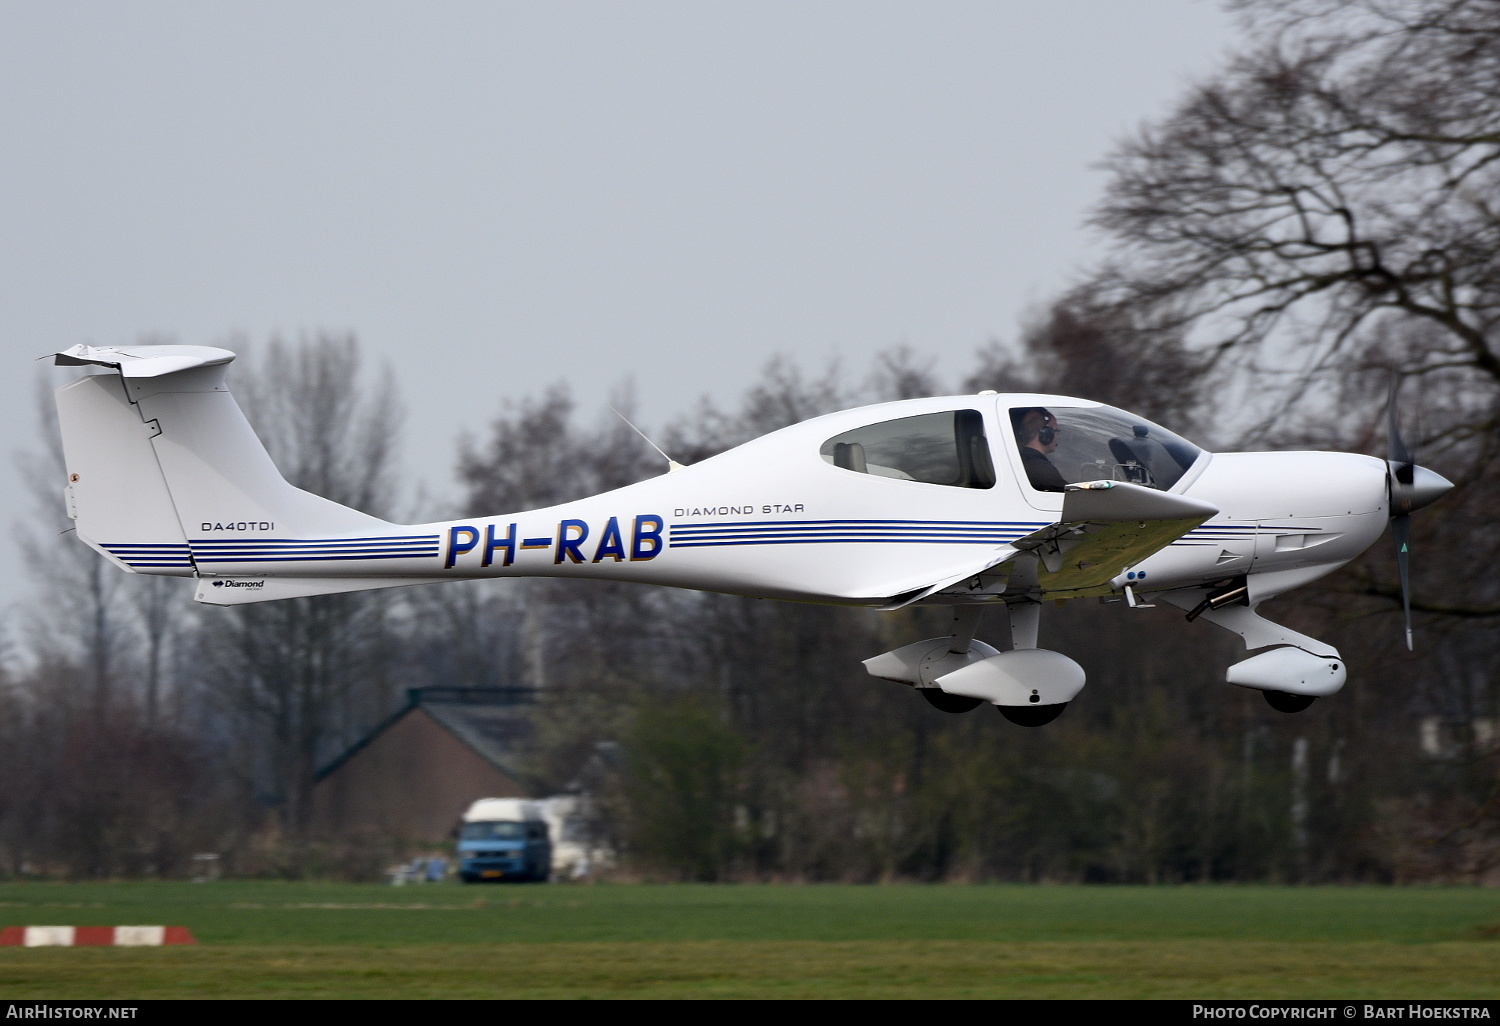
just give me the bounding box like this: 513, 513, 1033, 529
0, 0, 1235, 601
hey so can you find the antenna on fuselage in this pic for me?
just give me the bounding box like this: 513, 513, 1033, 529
608, 404, 686, 473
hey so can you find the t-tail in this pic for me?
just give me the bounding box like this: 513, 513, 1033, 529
52, 345, 445, 605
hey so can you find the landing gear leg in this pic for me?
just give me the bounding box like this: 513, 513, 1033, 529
921, 607, 985, 713
1008, 601, 1040, 651
948, 605, 982, 655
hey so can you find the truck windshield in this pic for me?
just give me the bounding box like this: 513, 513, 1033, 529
461, 821, 526, 840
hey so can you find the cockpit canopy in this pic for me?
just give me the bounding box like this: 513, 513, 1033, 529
816, 400, 1202, 494
1009, 404, 1201, 492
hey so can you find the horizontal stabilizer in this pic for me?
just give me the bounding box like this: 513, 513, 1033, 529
55, 344, 235, 378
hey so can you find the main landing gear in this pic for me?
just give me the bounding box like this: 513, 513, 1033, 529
921, 689, 983, 714
864, 604, 1086, 726
919, 687, 1068, 726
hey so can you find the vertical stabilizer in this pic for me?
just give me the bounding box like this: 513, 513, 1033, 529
134, 378, 389, 538
53, 345, 395, 581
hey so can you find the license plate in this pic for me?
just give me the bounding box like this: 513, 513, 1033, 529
481, 870, 503, 878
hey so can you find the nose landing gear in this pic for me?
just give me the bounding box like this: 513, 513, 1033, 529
1263, 690, 1316, 714
999, 703, 1068, 726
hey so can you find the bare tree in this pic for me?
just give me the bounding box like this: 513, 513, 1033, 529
664, 355, 848, 463
456, 380, 665, 696
1090, 0, 1500, 420
1076, 0, 1500, 874
1085, 0, 1500, 643
964, 296, 1211, 434
192, 334, 404, 842
868, 344, 942, 402
236, 333, 402, 517
14, 373, 134, 710
4, 366, 216, 877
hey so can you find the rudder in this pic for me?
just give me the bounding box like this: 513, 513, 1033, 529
55, 371, 194, 575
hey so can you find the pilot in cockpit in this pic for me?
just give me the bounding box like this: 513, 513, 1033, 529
1011, 407, 1068, 492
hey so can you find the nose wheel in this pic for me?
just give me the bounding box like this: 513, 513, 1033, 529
920, 689, 983, 714
1263, 690, 1316, 714
999, 703, 1068, 726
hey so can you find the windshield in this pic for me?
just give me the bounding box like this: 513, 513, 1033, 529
1008, 404, 1201, 492
461, 821, 526, 841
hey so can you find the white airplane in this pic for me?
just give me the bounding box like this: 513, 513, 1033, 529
51, 344, 1452, 725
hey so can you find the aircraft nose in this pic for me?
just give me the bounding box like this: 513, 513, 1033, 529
1404, 464, 1454, 513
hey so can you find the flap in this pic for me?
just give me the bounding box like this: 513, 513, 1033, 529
877, 546, 1019, 610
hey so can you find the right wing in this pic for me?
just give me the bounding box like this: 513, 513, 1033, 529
894, 481, 1218, 606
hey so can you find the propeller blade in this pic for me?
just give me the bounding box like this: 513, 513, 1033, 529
1387, 377, 1413, 469
1392, 513, 1413, 651
1383, 375, 1452, 650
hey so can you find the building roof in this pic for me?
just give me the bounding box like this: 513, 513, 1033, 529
315, 687, 538, 783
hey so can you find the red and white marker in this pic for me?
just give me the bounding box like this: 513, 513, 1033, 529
0, 926, 195, 947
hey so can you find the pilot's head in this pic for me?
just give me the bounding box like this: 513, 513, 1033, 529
1012, 407, 1060, 453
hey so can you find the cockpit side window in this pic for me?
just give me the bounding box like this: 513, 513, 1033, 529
820, 410, 995, 489
1008, 405, 1202, 492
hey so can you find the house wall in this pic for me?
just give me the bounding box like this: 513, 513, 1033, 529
311, 708, 526, 842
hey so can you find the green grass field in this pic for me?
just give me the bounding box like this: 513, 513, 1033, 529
1, 882, 1497, 998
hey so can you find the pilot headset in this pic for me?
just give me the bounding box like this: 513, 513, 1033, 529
1037, 414, 1057, 446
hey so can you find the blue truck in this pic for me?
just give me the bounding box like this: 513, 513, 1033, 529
456, 798, 552, 883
